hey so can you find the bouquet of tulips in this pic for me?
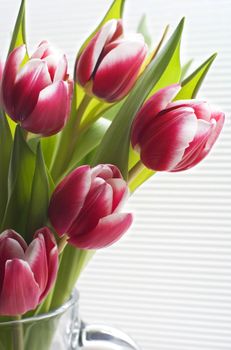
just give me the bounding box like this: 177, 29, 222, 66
0, 0, 225, 348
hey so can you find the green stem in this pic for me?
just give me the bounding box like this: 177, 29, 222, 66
49, 244, 95, 310
51, 94, 92, 182
128, 160, 145, 184
13, 315, 24, 350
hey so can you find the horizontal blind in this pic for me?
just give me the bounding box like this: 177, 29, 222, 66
0, 1, 230, 349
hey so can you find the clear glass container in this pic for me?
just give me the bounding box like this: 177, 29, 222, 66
0, 290, 140, 350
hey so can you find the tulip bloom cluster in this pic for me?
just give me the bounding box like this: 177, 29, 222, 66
131, 84, 225, 172
0, 227, 58, 316
1, 41, 72, 136
49, 164, 133, 249
0, 0, 226, 324
75, 19, 148, 102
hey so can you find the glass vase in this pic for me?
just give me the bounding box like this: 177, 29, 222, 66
0, 290, 140, 350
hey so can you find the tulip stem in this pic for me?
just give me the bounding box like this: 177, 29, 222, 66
51, 94, 92, 182
128, 160, 145, 184
74, 94, 92, 132
13, 315, 24, 350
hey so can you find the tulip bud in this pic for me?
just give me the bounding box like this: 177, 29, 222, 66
1, 41, 73, 136
0, 227, 58, 316
75, 19, 148, 102
49, 164, 133, 249
131, 84, 225, 172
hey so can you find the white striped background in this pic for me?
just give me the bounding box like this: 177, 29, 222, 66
0, 1, 231, 349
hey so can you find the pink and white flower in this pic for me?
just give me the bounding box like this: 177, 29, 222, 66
75, 19, 147, 102
131, 84, 225, 172
1, 41, 72, 136
0, 227, 58, 316
49, 164, 133, 249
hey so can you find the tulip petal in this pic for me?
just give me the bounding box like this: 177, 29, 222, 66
68, 213, 133, 249
34, 227, 58, 301
21, 80, 69, 136
49, 165, 92, 236
206, 111, 225, 150
168, 100, 212, 121
173, 118, 212, 171
131, 84, 181, 149
31, 41, 53, 59
1, 45, 26, 119
0, 229, 27, 251
54, 55, 68, 81
0, 259, 40, 316
93, 37, 147, 102
12, 59, 52, 120
140, 107, 197, 171
25, 235, 48, 296
175, 111, 225, 171
43, 55, 60, 81
76, 19, 118, 86
91, 164, 114, 180
0, 238, 25, 289
106, 178, 128, 212
69, 181, 113, 237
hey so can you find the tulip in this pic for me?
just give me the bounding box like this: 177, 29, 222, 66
1, 41, 72, 136
131, 84, 225, 172
0, 227, 58, 316
49, 164, 133, 249
75, 19, 148, 102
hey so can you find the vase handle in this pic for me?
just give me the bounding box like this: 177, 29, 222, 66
79, 320, 141, 349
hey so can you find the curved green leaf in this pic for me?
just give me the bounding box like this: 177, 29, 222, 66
0, 110, 13, 222
1, 126, 35, 236
180, 58, 193, 81
26, 143, 50, 241
41, 133, 60, 170
93, 18, 185, 179
176, 53, 217, 100
67, 117, 110, 174
137, 14, 152, 48
8, 0, 27, 55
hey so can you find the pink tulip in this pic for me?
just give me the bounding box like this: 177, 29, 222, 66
49, 164, 133, 249
131, 84, 225, 172
0, 227, 58, 316
1, 41, 73, 136
75, 19, 147, 102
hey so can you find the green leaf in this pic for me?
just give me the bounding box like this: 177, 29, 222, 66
41, 133, 60, 170
1, 126, 36, 237
25, 143, 50, 241
0, 110, 13, 222
67, 118, 111, 174
8, 0, 27, 55
93, 18, 185, 179
180, 58, 193, 81
50, 245, 94, 310
148, 40, 181, 95
137, 14, 152, 48
176, 53, 217, 100
78, 0, 125, 57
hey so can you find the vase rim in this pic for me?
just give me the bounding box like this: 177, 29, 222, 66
0, 289, 79, 326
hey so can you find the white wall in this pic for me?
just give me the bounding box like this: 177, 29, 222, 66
0, 1, 230, 349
